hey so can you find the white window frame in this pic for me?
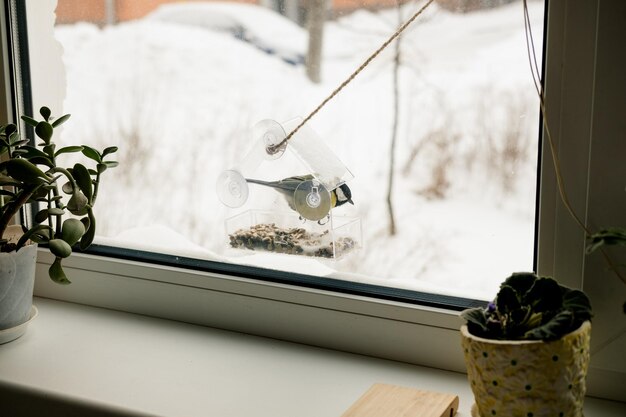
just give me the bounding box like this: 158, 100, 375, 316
1, 0, 624, 402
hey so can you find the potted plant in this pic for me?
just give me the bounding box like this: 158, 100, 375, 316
0, 106, 117, 337
460, 272, 592, 417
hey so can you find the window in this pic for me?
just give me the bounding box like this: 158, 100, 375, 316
2, 0, 624, 401
25, 0, 543, 302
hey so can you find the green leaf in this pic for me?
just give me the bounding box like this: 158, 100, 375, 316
48, 238, 72, 258
80, 210, 96, 250
49, 257, 71, 284
22, 145, 52, 159
496, 285, 520, 315
501, 272, 536, 295
43, 144, 56, 157
73, 163, 93, 200
61, 218, 86, 246
55, 145, 83, 157
0, 173, 21, 187
0, 189, 15, 197
62, 181, 74, 194
4, 124, 17, 136
16, 224, 52, 247
81, 145, 101, 163
34, 209, 50, 223
28, 156, 55, 169
461, 308, 488, 332
67, 191, 89, 216
104, 161, 119, 168
48, 207, 65, 216
21, 115, 38, 127
523, 310, 574, 341
525, 277, 562, 312
97, 163, 107, 174
12, 139, 30, 147
51, 113, 71, 128
0, 159, 50, 184
80, 216, 91, 232
8, 132, 20, 145
587, 228, 626, 253
102, 146, 118, 157
562, 289, 593, 322
40, 106, 52, 121
35, 121, 53, 143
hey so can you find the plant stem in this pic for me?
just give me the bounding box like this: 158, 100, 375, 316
91, 171, 101, 206
0, 186, 36, 242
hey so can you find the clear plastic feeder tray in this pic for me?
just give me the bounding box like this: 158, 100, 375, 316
226, 210, 361, 259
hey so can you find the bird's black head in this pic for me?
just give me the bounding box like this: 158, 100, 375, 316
334, 183, 354, 207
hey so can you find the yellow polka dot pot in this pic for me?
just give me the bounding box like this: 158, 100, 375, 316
461, 321, 591, 417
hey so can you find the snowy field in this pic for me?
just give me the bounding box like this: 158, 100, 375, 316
53, 0, 544, 300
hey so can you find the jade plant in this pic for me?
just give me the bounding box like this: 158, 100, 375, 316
461, 272, 592, 341
0, 106, 117, 283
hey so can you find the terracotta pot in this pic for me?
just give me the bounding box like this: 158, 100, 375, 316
0, 243, 37, 330
461, 321, 591, 417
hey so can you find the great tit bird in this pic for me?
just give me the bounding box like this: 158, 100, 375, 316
246, 175, 354, 212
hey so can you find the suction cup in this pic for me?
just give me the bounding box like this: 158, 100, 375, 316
254, 119, 287, 160
294, 180, 331, 221
216, 170, 249, 208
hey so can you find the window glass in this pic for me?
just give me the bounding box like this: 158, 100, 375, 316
27, 0, 543, 301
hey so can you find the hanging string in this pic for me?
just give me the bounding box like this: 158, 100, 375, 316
523, 0, 625, 285
522, 0, 588, 234
267, 0, 436, 154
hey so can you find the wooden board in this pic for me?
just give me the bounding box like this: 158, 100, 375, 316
341, 383, 459, 417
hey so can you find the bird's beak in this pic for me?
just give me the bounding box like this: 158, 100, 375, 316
348, 198, 354, 205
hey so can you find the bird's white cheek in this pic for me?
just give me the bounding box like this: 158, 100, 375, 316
336, 188, 346, 202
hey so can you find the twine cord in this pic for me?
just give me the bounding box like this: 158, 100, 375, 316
522, 0, 588, 234
523, 0, 626, 285
268, 0, 436, 154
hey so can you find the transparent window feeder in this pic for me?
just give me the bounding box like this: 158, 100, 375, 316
217, 118, 362, 259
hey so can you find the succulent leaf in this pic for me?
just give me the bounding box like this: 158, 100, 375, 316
21, 115, 38, 127
67, 191, 89, 216
49, 257, 71, 284
72, 163, 93, 200
39, 106, 52, 121
51, 113, 71, 127
80, 210, 96, 250
55, 145, 83, 157
35, 121, 53, 143
0, 159, 50, 184
48, 239, 72, 258
61, 218, 86, 246
102, 146, 118, 157
81, 145, 101, 163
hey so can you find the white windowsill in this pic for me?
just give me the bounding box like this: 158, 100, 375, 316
0, 298, 624, 417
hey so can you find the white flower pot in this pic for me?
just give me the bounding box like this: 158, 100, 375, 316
0, 243, 37, 331
461, 321, 591, 417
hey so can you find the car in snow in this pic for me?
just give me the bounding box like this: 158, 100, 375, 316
145, 2, 307, 66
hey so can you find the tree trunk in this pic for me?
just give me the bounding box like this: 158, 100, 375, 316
386, 2, 402, 236
105, 0, 116, 26
306, 0, 326, 83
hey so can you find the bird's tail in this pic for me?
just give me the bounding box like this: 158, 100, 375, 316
245, 178, 269, 186
246, 178, 293, 192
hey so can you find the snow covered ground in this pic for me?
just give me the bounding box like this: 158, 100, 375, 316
53, 0, 544, 300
